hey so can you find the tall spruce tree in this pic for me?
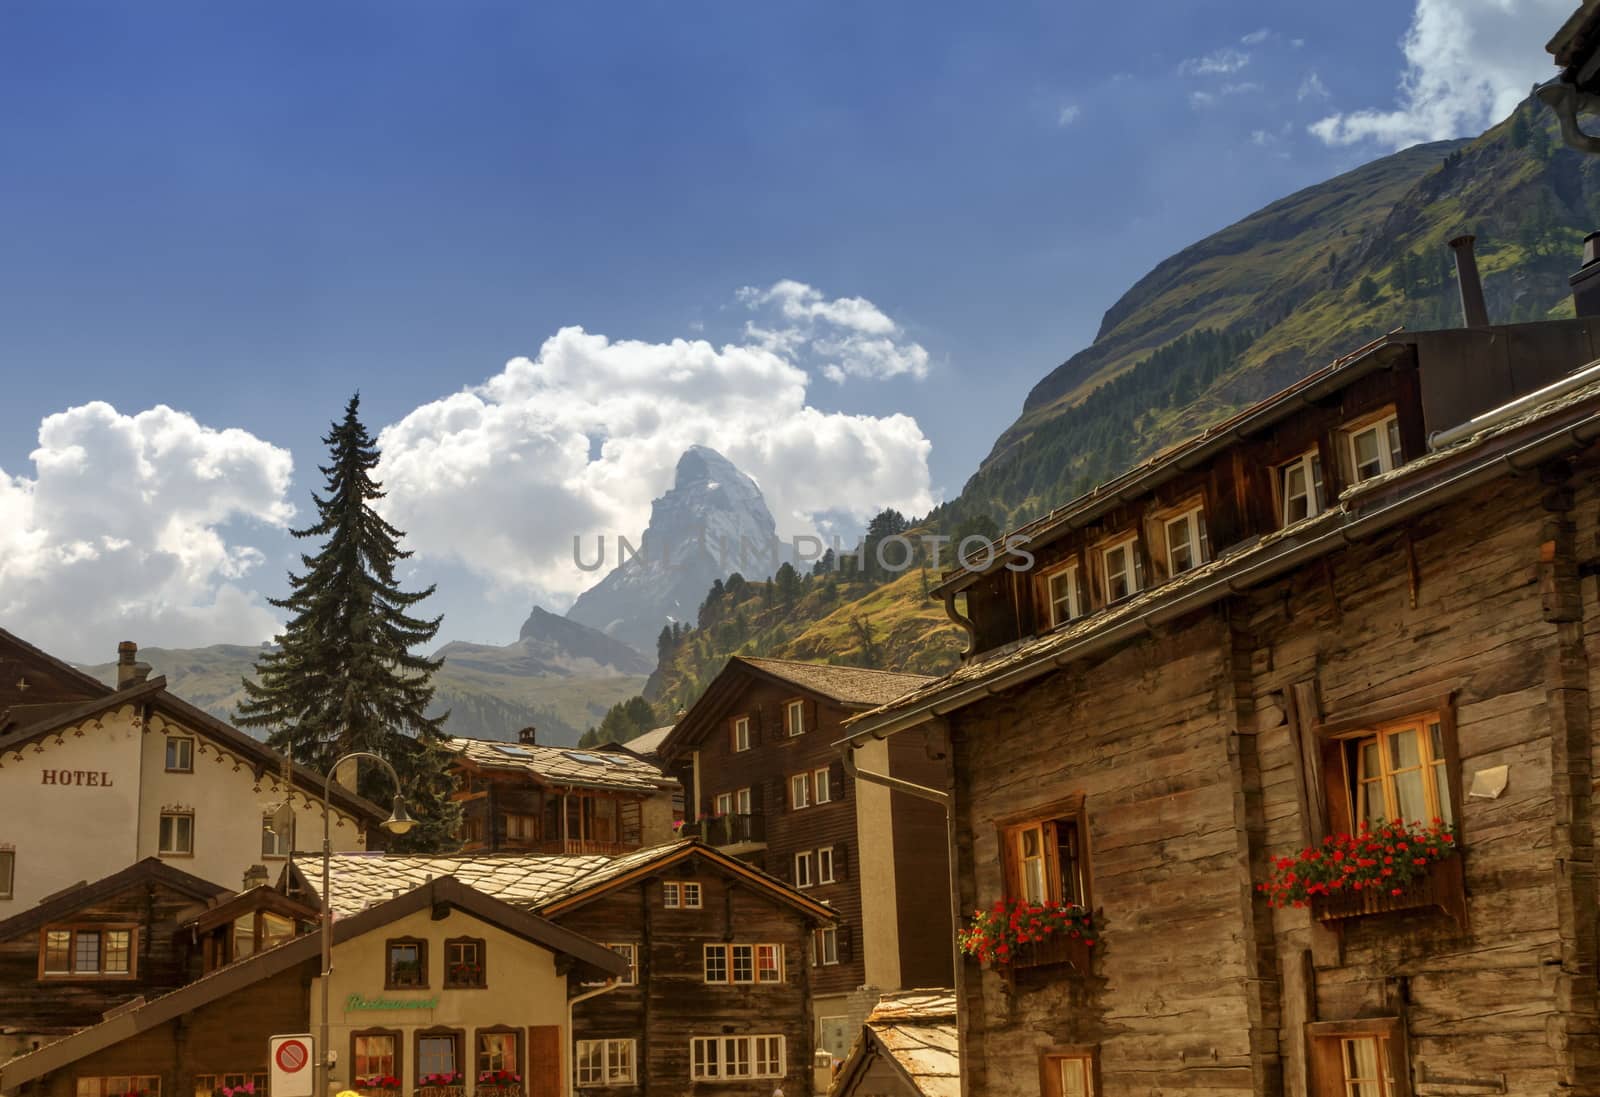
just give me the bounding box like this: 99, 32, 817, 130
236, 394, 458, 850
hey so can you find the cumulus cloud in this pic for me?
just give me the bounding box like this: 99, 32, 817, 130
1310, 0, 1567, 148
375, 300, 936, 600
738, 279, 930, 383
1179, 47, 1251, 77
1057, 104, 1082, 127
0, 403, 293, 661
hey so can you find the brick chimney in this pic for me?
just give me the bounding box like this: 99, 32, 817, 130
116, 642, 151, 689
518, 726, 537, 745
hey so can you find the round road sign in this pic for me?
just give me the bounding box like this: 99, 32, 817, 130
275, 1039, 309, 1074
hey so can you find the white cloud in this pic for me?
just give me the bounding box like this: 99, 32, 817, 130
1310, 0, 1567, 149
1190, 82, 1264, 110
374, 296, 936, 600
1179, 47, 1251, 77
1298, 71, 1330, 102
1241, 28, 1273, 46
738, 279, 930, 383
0, 403, 293, 661
1057, 103, 1082, 127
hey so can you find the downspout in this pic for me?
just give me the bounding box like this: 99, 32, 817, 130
568, 977, 621, 1094
841, 739, 969, 1097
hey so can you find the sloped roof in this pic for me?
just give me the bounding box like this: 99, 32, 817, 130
448, 736, 678, 793
0, 858, 230, 942
734, 657, 935, 707
0, 876, 628, 1091
619, 725, 674, 757
0, 626, 114, 711
843, 372, 1600, 743
306, 840, 834, 923
830, 990, 959, 1097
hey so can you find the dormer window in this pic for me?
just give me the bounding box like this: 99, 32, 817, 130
1278, 451, 1325, 525
1100, 537, 1143, 603
1346, 413, 1402, 483
1163, 507, 1209, 576
1044, 563, 1082, 628
785, 700, 806, 737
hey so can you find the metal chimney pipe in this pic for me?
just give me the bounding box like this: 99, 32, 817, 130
1449, 234, 1490, 328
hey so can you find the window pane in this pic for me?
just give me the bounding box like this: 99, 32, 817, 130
1386, 418, 1402, 466
1388, 728, 1422, 769
75, 930, 101, 973
45, 930, 72, 972
1059, 1058, 1092, 1097
1343, 1037, 1383, 1097
419, 1036, 457, 1075
1394, 770, 1428, 823
103, 930, 131, 974
1353, 429, 1382, 479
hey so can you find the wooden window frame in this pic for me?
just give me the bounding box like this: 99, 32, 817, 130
158, 811, 195, 857
414, 1026, 465, 1081
818, 846, 835, 884
164, 736, 194, 774
1306, 1017, 1412, 1097
503, 813, 538, 842
1161, 504, 1208, 577
474, 1025, 523, 1079
734, 787, 752, 815
789, 773, 811, 810
350, 1028, 403, 1084
1039, 1046, 1100, 1097
755, 942, 784, 983
77, 1076, 162, 1097
385, 936, 429, 990
0, 848, 13, 900
1312, 693, 1462, 838
576, 1039, 637, 1087
1277, 449, 1326, 526
261, 812, 292, 860
605, 942, 638, 985
813, 766, 832, 804
1342, 408, 1403, 484
785, 698, 807, 737
39, 925, 139, 980
682, 881, 702, 908
689, 1035, 786, 1081
1042, 561, 1083, 629
794, 851, 814, 889
814, 925, 839, 966
714, 792, 733, 817
703, 943, 729, 983
443, 936, 486, 989
995, 794, 1093, 909
732, 716, 751, 753
1097, 533, 1142, 605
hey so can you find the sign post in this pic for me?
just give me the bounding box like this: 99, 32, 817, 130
270, 1034, 315, 1097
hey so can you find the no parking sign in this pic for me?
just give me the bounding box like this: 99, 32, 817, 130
270, 1034, 315, 1097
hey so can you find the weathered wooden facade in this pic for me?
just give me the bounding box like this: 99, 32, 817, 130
842, 307, 1600, 1095
0, 878, 628, 1097
313, 841, 834, 1097
660, 657, 954, 1064
0, 859, 228, 1057
448, 733, 678, 856
828, 991, 958, 1097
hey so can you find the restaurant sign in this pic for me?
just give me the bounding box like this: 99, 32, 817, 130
346, 992, 440, 1012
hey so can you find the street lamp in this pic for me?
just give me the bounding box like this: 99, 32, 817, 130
317, 751, 415, 1097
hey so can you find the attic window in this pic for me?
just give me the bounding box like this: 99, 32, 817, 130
1043, 563, 1083, 628
1163, 506, 1209, 576
1278, 450, 1325, 525
785, 700, 806, 737
1345, 412, 1402, 482
1100, 536, 1143, 603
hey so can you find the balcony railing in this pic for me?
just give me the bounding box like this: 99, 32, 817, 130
695, 813, 766, 848
501, 837, 636, 856
1312, 853, 1468, 928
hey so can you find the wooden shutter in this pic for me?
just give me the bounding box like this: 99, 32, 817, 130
1307, 1035, 1345, 1097
829, 760, 847, 801
746, 713, 760, 747
834, 843, 849, 880
837, 923, 854, 963
526, 1025, 561, 1097
999, 825, 1022, 902
803, 698, 819, 733
749, 783, 764, 813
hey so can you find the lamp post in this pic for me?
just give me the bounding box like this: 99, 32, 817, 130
318, 751, 416, 1097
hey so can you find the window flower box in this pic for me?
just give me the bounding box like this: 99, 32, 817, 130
476, 1072, 522, 1097
356, 1078, 400, 1097
957, 899, 1095, 972
417, 1074, 463, 1097
1258, 819, 1466, 928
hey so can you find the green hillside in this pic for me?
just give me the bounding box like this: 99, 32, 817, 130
654, 98, 1600, 706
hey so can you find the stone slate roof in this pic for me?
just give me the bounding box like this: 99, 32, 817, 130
448, 735, 679, 793
831, 990, 959, 1097
734, 657, 935, 708
619, 725, 674, 757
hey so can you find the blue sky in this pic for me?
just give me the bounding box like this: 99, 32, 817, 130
0, 0, 1566, 658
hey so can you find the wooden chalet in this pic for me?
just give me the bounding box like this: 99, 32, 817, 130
0, 859, 229, 1059
828, 991, 958, 1097
309, 840, 835, 1097
0, 877, 627, 1097
447, 732, 678, 856
841, 268, 1600, 1095
658, 656, 953, 1067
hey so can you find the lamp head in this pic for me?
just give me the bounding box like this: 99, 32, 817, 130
382, 795, 417, 836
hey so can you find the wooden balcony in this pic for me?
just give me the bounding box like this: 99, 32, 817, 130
1009, 931, 1093, 974
1312, 853, 1467, 928
694, 813, 767, 850
505, 837, 634, 856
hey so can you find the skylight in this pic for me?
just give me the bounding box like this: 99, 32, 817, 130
493, 743, 536, 758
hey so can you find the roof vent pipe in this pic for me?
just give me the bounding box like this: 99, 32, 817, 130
1449, 234, 1490, 328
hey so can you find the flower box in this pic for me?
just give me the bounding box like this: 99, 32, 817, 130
417, 1085, 463, 1097
1258, 820, 1467, 930
475, 1086, 523, 1097
1312, 851, 1467, 927
1010, 928, 1094, 972
957, 899, 1095, 973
